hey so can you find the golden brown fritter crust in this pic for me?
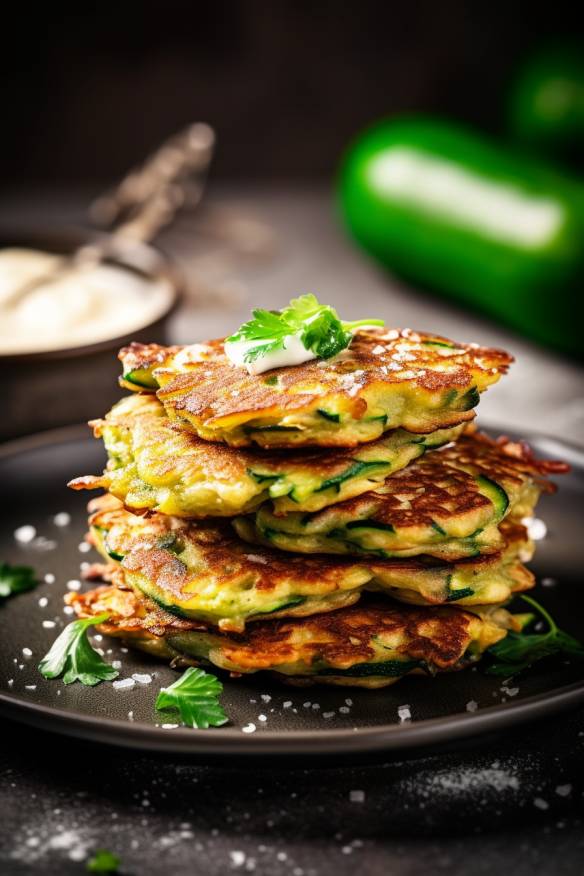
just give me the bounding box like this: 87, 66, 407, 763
118, 329, 513, 446
86, 495, 533, 631
69, 586, 494, 673
268, 428, 563, 530
69, 395, 457, 489
120, 330, 512, 403
87, 494, 369, 598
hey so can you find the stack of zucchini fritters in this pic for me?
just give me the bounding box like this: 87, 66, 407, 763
68, 327, 562, 688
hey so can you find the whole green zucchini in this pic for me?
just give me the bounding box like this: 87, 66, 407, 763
339, 117, 584, 358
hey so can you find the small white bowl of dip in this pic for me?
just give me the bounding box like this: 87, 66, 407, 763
2, 229, 180, 441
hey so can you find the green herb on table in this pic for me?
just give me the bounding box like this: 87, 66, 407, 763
0, 562, 37, 601
38, 613, 119, 686
486, 595, 584, 676
155, 667, 228, 729
86, 849, 121, 873
226, 293, 384, 364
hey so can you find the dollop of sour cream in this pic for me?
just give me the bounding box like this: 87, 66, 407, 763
0, 248, 173, 355
225, 333, 317, 375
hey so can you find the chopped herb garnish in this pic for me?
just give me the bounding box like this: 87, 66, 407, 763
38, 613, 119, 686
87, 850, 121, 873
226, 293, 383, 364
0, 562, 37, 600
486, 595, 584, 676
155, 667, 228, 729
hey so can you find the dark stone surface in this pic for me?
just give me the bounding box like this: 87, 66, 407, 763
2, 708, 584, 875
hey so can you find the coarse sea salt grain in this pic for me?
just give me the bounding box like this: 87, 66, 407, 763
349, 790, 365, 803
245, 554, 268, 565
501, 685, 519, 697
112, 661, 122, 670
534, 797, 549, 810
241, 723, 256, 734
44, 573, 56, 584
53, 512, 71, 527
398, 705, 411, 722
260, 694, 271, 703
14, 525, 36, 544
32, 537, 57, 552
78, 542, 91, 553
132, 673, 152, 685
161, 724, 179, 730
230, 851, 246, 867
66, 580, 81, 591
522, 516, 547, 541
38, 597, 48, 608
466, 700, 479, 713
63, 606, 74, 615
258, 714, 267, 723
283, 701, 292, 709
556, 784, 572, 797
113, 678, 136, 691
42, 620, 56, 629
22, 647, 33, 657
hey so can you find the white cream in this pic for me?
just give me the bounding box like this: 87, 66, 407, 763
0, 248, 173, 354
225, 332, 317, 375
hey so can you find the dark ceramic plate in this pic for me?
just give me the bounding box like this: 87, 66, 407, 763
0, 425, 583, 761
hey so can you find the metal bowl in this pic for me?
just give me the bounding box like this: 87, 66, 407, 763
1, 228, 181, 441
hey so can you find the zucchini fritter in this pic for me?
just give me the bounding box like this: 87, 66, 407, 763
118, 328, 512, 448
87, 495, 534, 631
69, 394, 463, 517
235, 430, 562, 560
68, 585, 524, 688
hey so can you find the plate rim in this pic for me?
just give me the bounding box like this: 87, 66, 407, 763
1, 421, 583, 758
1, 680, 584, 758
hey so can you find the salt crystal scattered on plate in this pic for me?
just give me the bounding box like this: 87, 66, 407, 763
398, 704, 411, 722
113, 678, 135, 691
14, 525, 36, 544
52, 512, 71, 527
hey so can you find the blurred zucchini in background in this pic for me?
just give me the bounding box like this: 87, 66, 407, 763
339, 117, 584, 359
509, 46, 584, 165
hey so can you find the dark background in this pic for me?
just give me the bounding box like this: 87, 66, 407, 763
1, 0, 582, 185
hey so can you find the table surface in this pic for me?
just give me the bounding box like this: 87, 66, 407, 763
1, 185, 584, 875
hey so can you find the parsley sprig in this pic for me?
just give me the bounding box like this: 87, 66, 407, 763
226, 293, 383, 364
39, 613, 119, 686
87, 850, 121, 873
155, 667, 228, 729
0, 562, 37, 600
486, 595, 584, 676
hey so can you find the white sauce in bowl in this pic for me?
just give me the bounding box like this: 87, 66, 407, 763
0, 248, 174, 355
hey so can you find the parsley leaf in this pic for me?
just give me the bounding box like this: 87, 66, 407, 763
0, 562, 37, 600
155, 667, 228, 729
38, 613, 119, 686
226, 293, 384, 365
87, 850, 121, 873
486, 595, 584, 676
